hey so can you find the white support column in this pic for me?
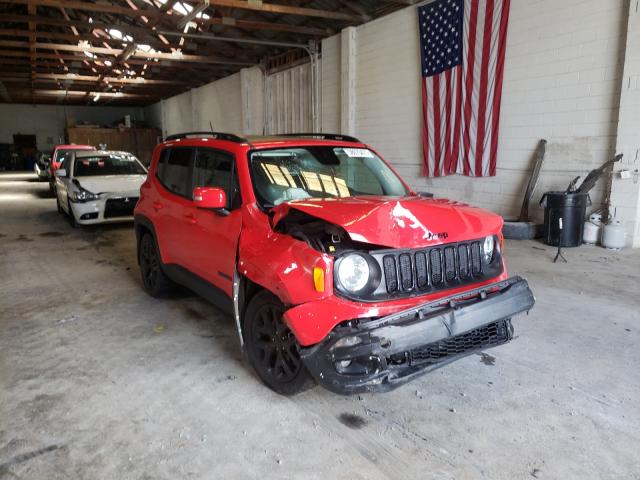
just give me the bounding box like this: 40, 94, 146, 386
240, 66, 265, 135
340, 26, 357, 136
610, 0, 640, 247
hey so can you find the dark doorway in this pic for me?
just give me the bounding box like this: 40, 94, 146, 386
12, 134, 37, 171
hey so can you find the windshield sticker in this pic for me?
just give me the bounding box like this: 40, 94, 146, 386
343, 148, 374, 158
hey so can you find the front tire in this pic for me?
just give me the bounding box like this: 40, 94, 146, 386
243, 291, 314, 395
139, 233, 171, 297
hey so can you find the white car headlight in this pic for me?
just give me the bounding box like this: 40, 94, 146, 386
483, 235, 495, 263
73, 189, 98, 202
337, 253, 370, 293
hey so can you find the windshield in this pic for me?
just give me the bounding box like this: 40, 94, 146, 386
73, 154, 147, 177
55, 148, 93, 162
250, 147, 408, 208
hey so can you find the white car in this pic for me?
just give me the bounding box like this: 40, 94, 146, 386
55, 150, 147, 226
34, 151, 52, 180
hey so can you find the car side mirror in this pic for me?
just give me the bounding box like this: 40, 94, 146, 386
193, 187, 228, 214
55, 168, 67, 178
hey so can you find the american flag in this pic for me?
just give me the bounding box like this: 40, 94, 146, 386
419, 0, 511, 177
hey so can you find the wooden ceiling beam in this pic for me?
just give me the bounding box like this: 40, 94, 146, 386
181, 0, 365, 22
0, 50, 237, 75
0, 8, 329, 37
0, 40, 254, 65
2, 0, 161, 20
0, 28, 163, 49
3, 0, 363, 22
0, 72, 191, 85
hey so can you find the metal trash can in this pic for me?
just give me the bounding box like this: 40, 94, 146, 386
540, 191, 589, 247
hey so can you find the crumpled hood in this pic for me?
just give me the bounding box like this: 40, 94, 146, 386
75, 175, 146, 195
272, 196, 503, 249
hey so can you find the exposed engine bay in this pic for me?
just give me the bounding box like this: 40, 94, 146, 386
274, 209, 383, 255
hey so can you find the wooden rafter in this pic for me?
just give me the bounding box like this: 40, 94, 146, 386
0, 0, 414, 105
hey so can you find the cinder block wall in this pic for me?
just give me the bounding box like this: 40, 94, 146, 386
321, 0, 629, 224
146, 0, 639, 245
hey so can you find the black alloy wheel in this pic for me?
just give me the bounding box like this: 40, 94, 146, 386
139, 233, 171, 297
244, 291, 314, 395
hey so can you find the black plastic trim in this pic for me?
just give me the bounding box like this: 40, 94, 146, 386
163, 264, 233, 315
275, 133, 361, 143
165, 131, 248, 143
299, 276, 535, 394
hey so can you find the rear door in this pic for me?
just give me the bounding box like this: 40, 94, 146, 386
152, 146, 195, 267
181, 147, 242, 295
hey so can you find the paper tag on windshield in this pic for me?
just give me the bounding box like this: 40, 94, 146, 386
343, 148, 374, 158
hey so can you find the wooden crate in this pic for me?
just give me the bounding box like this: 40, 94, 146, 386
66, 127, 162, 165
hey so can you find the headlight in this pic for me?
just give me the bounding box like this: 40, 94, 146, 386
337, 254, 370, 292
73, 189, 98, 202
482, 235, 495, 263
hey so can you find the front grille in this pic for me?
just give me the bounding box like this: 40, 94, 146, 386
408, 319, 511, 366
381, 240, 484, 295
104, 197, 138, 218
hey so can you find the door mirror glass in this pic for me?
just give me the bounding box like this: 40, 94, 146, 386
55, 168, 67, 178
193, 187, 226, 210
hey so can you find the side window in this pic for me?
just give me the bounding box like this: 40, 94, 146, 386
156, 147, 193, 198
155, 148, 170, 181
59, 154, 71, 176
194, 148, 240, 209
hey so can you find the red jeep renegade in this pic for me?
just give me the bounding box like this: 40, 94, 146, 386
134, 132, 534, 395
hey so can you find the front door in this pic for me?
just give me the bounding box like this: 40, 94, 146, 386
152, 146, 195, 267
182, 147, 242, 296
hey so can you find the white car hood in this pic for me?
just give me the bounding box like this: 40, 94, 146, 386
74, 175, 146, 195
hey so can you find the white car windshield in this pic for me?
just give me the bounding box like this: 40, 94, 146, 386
74, 154, 147, 177
250, 147, 408, 208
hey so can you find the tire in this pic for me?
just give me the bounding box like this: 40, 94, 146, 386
243, 290, 315, 395
138, 233, 172, 297
67, 197, 79, 228
56, 195, 63, 214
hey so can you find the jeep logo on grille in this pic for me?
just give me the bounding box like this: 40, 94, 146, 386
427, 231, 448, 240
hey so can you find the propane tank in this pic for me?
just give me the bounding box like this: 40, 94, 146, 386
602, 219, 626, 250
583, 213, 602, 245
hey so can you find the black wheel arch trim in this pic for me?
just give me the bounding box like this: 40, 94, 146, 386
134, 214, 160, 266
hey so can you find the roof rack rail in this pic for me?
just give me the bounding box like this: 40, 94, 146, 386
165, 131, 247, 143
276, 133, 361, 143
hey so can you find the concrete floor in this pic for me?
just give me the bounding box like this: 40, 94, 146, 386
1, 171, 639, 479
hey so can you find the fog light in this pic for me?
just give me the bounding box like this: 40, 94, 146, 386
334, 355, 382, 376
334, 336, 363, 348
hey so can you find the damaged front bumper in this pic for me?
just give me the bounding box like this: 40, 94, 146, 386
299, 276, 535, 394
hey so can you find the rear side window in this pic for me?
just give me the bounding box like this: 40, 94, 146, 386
156, 147, 193, 198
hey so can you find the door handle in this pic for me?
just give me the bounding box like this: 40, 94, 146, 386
152, 201, 163, 211
184, 213, 197, 224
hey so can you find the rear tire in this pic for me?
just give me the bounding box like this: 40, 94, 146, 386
243, 290, 314, 395
139, 233, 171, 297
56, 195, 63, 214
